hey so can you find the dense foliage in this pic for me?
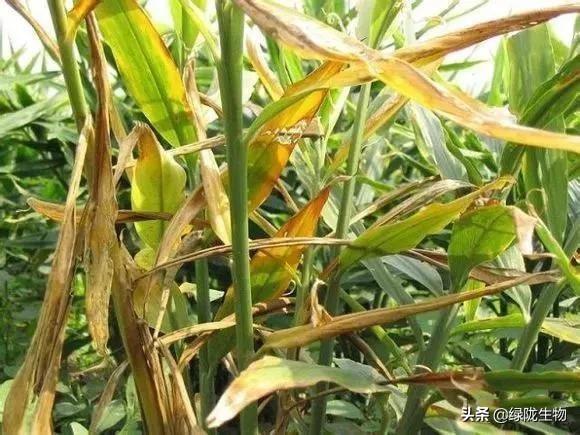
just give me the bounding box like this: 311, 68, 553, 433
1, 1, 579, 434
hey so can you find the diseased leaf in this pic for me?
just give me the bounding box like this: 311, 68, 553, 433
235, 0, 580, 153
84, 25, 118, 355
243, 61, 343, 210
200, 149, 231, 244
448, 205, 519, 291
216, 187, 330, 319
3, 121, 89, 435
206, 356, 391, 428
394, 5, 578, 66
96, 0, 196, 146
261, 272, 556, 350
131, 125, 187, 248
339, 178, 513, 271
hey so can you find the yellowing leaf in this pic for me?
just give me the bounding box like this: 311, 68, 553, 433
393, 4, 580, 66
262, 272, 556, 350
83, 22, 118, 356
339, 178, 513, 270
66, 0, 101, 41
3, 121, 89, 435
246, 26, 284, 100
244, 61, 343, 209
207, 356, 390, 428
96, 0, 196, 146
131, 125, 187, 248
236, 0, 580, 153
200, 149, 232, 244
216, 187, 330, 319
27, 197, 176, 224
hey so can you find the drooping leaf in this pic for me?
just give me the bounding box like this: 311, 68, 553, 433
246, 26, 284, 100
3, 121, 89, 435
66, 0, 101, 41
261, 272, 556, 350
448, 205, 520, 291
235, 0, 580, 153
130, 125, 187, 248
339, 178, 513, 271
206, 356, 391, 428
84, 27, 118, 355
96, 0, 196, 146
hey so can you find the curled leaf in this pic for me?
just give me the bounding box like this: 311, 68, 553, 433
131, 125, 187, 248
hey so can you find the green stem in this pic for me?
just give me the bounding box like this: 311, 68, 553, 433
512, 220, 580, 370
396, 305, 459, 434
47, 0, 87, 131
511, 281, 564, 370
215, 1, 257, 432
309, 83, 371, 435
340, 289, 412, 374
294, 247, 314, 329
196, 258, 216, 434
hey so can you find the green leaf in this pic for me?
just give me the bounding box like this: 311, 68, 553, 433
339, 178, 513, 271
507, 25, 556, 117
448, 205, 517, 291
0, 95, 67, 136
505, 25, 569, 243
453, 314, 580, 345
96, 0, 196, 146
169, 0, 206, 51
131, 126, 186, 248
484, 370, 580, 392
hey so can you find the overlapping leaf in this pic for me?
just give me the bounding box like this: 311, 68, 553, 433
339, 178, 513, 270
448, 205, 525, 291
3, 122, 89, 435
235, 0, 580, 153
